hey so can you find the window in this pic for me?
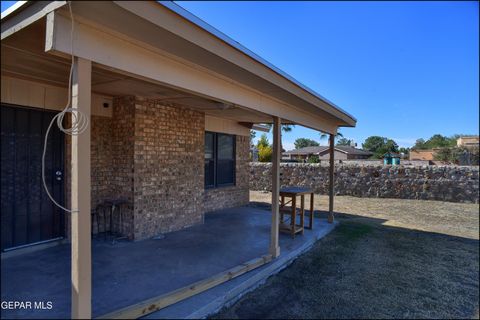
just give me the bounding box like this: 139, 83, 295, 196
205, 132, 236, 188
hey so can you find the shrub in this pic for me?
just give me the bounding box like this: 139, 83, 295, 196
434, 146, 479, 165
307, 155, 320, 163
258, 145, 272, 162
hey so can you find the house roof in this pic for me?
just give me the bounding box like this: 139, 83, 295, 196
284, 145, 373, 156
332, 146, 374, 156
158, 1, 357, 124
284, 146, 327, 155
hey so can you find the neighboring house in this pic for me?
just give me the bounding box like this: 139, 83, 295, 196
409, 149, 437, 160
409, 137, 479, 162
457, 136, 479, 148
1, 1, 356, 318
319, 146, 373, 160
283, 146, 372, 161
283, 146, 325, 161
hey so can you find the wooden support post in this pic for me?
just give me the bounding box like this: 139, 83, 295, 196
291, 195, 296, 239
300, 195, 304, 235
328, 133, 335, 223
280, 195, 285, 224
309, 193, 314, 229
270, 116, 281, 258
71, 57, 92, 319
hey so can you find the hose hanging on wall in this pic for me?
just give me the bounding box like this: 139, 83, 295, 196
42, 1, 89, 213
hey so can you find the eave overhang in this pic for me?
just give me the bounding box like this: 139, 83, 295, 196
1, 1, 357, 134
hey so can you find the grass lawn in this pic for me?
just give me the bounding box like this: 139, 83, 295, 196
212, 191, 479, 319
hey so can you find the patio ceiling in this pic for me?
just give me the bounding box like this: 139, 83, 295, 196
1, 20, 274, 124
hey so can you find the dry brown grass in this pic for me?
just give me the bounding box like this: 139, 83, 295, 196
251, 191, 479, 240
212, 192, 479, 319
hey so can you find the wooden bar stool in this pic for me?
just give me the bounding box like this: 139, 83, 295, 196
279, 187, 315, 238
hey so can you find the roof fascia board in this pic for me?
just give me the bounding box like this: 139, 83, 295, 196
252, 124, 271, 132
114, 1, 356, 126
1, 1, 66, 40
333, 148, 349, 154
0, 1, 27, 19
45, 11, 338, 133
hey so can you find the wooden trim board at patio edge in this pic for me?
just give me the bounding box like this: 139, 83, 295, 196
97, 254, 273, 319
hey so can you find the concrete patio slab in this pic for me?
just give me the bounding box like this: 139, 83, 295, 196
1, 206, 337, 319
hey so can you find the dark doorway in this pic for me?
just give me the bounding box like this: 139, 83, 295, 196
1, 105, 65, 251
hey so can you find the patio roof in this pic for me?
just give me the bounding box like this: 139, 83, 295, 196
1, 2, 345, 317
1, 0, 356, 133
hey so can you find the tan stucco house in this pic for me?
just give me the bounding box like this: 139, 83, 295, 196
1, 1, 356, 318
457, 136, 479, 148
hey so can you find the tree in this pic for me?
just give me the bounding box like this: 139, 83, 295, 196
256, 134, 272, 162
385, 139, 399, 153
413, 134, 457, 150
362, 136, 399, 159
399, 147, 410, 158
258, 145, 272, 162
413, 138, 427, 149
264, 123, 295, 134
362, 136, 386, 153
336, 138, 353, 146
257, 133, 270, 148
320, 130, 343, 141
426, 134, 455, 148
294, 138, 319, 149
433, 146, 477, 164
433, 147, 453, 162
264, 123, 295, 153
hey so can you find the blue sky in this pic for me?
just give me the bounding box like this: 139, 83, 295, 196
2, 1, 478, 149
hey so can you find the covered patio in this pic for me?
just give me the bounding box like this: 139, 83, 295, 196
1, 206, 337, 319
1, 1, 356, 318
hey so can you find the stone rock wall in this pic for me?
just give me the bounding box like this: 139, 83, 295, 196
250, 163, 479, 203
204, 135, 250, 212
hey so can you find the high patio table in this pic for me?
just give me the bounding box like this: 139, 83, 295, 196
279, 187, 315, 238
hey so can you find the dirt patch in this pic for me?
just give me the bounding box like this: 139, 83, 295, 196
212, 192, 479, 319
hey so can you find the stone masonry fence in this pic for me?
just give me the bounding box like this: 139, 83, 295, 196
249, 163, 479, 203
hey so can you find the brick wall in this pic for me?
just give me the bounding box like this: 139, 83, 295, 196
91, 115, 114, 208
204, 135, 250, 212
64, 96, 250, 241
65, 114, 117, 236
132, 98, 204, 239
110, 96, 136, 238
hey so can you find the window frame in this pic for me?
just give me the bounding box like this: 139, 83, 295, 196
205, 131, 236, 189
